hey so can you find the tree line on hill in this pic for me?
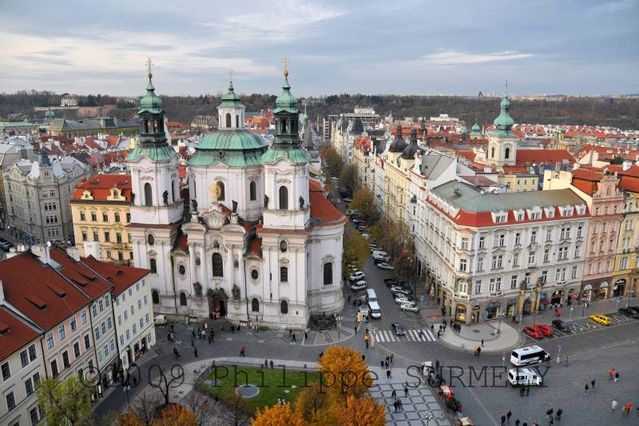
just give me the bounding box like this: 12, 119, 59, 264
2, 90, 639, 130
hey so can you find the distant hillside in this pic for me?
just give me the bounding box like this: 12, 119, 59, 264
2, 91, 639, 130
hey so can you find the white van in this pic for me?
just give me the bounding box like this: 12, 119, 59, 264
508, 367, 543, 386
510, 345, 551, 366
368, 301, 382, 319
366, 289, 378, 303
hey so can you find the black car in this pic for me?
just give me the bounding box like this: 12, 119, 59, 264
618, 308, 639, 319
384, 278, 398, 287
391, 322, 406, 336
552, 319, 573, 332
627, 306, 639, 315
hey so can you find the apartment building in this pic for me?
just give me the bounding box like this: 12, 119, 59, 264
424, 181, 589, 323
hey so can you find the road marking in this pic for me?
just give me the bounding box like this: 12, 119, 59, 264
374, 329, 435, 343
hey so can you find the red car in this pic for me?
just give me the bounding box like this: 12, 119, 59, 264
523, 326, 544, 339
532, 324, 553, 337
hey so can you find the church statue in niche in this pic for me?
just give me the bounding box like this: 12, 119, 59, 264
232, 284, 241, 300
163, 190, 168, 205
264, 194, 269, 208
299, 196, 305, 209
232, 200, 238, 213
191, 199, 198, 212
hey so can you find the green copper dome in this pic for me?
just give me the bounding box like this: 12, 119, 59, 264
219, 81, 242, 109
139, 72, 164, 115
493, 95, 515, 135
471, 122, 481, 135
196, 129, 266, 151
274, 72, 298, 114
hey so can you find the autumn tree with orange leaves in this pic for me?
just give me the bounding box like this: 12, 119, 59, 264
337, 395, 386, 426
318, 346, 373, 398
252, 402, 304, 426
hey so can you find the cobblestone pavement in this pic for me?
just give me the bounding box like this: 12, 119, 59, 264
370, 382, 451, 426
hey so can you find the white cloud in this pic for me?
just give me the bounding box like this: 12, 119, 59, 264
414, 50, 533, 66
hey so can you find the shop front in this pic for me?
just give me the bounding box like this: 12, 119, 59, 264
613, 278, 626, 297
550, 290, 563, 306
581, 277, 612, 301
471, 305, 480, 323
455, 303, 467, 323
485, 301, 500, 320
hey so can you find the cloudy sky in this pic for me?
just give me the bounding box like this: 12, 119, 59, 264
0, 0, 637, 96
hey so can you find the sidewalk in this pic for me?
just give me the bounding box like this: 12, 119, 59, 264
439, 321, 522, 354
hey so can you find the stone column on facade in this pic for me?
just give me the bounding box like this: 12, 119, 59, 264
200, 245, 209, 291
533, 285, 542, 313
189, 243, 197, 288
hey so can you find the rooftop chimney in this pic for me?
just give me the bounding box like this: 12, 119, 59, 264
622, 160, 632, 171
83, 241, 100, 259
31, 243, 52, 265
66, 246, 81, 262
0, 280, 4, 304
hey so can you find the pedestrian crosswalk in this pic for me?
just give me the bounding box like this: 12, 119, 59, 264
373, 329, 435, 343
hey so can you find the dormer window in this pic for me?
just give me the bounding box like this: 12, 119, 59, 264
492, 211, 507, 224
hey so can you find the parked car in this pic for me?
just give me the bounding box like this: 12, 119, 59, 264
154, 315, 168, 326
384, 278, 398, 287
349, 271, 366, 282
532, 324, 553, 337
522, 326, 544, 339
390, 286, 410, 295
377, 262, 394, 270
589, 314, 612, 326
343, 197, 352, 203
508, 367, 543, 387
618, 308, 639, 319
350, 280, 368, 291
394, 296, 414, 305
551, 319, 573, 332
625, 306, 639, 315
400, 303, 420, 313
358, 305, 370, 319
392, 322, 406, 336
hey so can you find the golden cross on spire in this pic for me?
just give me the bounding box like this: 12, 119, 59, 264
146, 58, 153, 79
282, 55, 289, 77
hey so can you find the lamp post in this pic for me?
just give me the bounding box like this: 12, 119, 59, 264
627, 290, 635, 309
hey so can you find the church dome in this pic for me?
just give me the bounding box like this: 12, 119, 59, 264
274, 71, 297, 114
219, 82, 242, 109
471, 122, 481, 133
401, 128, 419, 159
139, 71, 164, 114
493, 95, 515, 134
388, 125, 407, 153
197, 129, 266, 151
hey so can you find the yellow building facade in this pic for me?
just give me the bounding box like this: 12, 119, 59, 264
613, 191, 639, 298
70, 174, 133, 264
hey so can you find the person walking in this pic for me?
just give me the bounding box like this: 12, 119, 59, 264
381, 360, 385, 369
390, 353, 394, 364
584, 383, 589, 393
564, 356, 568, 367
591, 379, 596, 390
391, 389, 396, 398
507, 410, 512, 422
386, 369, 392, 379
614, 371, 619, 382
292, 333, 297, 342
364, 334, 369, 349
515, 419, 520, 426
500, 414, 506, 426
240, 346, 246, 357
481, 339, 485, 347
304, 331, 308, 340
556, 408, 562, 421
623, 402, 633, 416
404, 383, 408, 397
194, 347, 198, 357
611, 398, 618, 413
609, 368, 615, 381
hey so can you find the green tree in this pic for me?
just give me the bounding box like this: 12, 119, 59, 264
319, 146, 343, 177
38, 376, 93, 426
342, 229, 369, 274
349, 187, 377, 223
339, 164, 359, 195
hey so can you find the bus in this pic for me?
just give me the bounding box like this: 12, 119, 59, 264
510, 345, 551, 366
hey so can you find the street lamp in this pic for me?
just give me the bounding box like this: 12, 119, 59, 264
627, 290, 635, 309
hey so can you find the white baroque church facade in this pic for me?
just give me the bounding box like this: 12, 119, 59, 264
127, 68, 345, 329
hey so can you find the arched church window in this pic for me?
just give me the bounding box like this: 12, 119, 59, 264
171, 180, 176, 203
144, 183, 153, 206
282, 119, 287, 134
151, 290, 159, 304
280, 300, 288, 314
225, 113, 231, 128
280, 266, 288, 283
323, 262, 333, 285
149, 258, 157, 274
249, 181, 257, 201
279, 186, 288, 210
505, 147, 510, 160
490, 147, 495, 159
251, 298, 259, 312
179, 292, 187, 306
216, 181, 225, 201
212, 253, 223, 277
145, 119, 150, 133
236, 115, 239, 128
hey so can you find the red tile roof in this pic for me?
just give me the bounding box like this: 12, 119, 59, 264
571, 167, 604, 195
81, 256, 150, 298
516, 149, 574, 164
0, 254, 90, 331
50, 247, 110, 299
72, 174, 132, 202
0, 306, 40, 362
309, 180, 347, 226
106, 136, 120, 147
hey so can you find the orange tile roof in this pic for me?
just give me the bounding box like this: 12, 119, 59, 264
50, 247, 111, 299
72, 174, 132, 202
0, 306, 40, 362
571, 167, 604, 195
516, 149, 574, 164
309, 180, 346, 226
106, 136, 120, 146
0, 253, 91, 331
81, 256, 150, 298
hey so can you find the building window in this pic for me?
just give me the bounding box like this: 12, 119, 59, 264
251, 269, 259, 280
491, 255, 503, 269
30, 407, 41, 425
280, 300, 288, 314
82, 231, 87, 241
543, 249, 550, 263
102, 212, 108, 222
225, 113, 231, 128
84, 334, 90, 349
280, 266, 288, 283
50, 359, 59, 377
1, 362, 10, 380
249, 181, 257, 201
144, 183, 153, 206
70, 317, 77, 332
528, 252, 536, 265
152, 290, 159, 304
541, 270, 548, 283
461, 237, 469, 250
58, 324, 65, 340
115, 212, 120, 222
479, 236, 485, 249
20, 350, 29, 367
459, 259, 467, 272
147, 234, 154, 245
73, 342, 80, 358
149, 258, 157, 273
251, 298, 259, 312
6, 391, 15, 412
279, 186, 288, 210
323, 262, 333, 285
571, 265, 578, 279
530, 231, 537, 244
180, 292, 187, 306
511, 275, 518, 289
497, 234, 505, 247
80, 211, 86, 221
477, 257, 484, 271
212, 253, 223, 277
28, 345, 37, 362
474, 280, 481, 295
91, 211, 97, 221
